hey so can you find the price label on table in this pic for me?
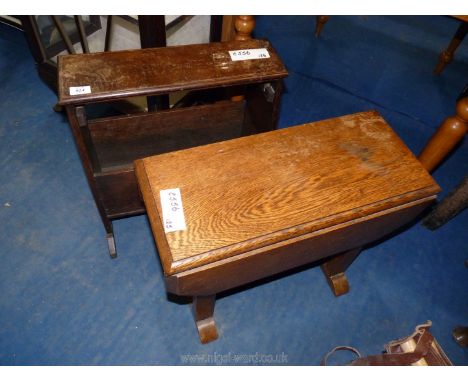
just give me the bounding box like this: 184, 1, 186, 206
229, 48, 270, 61
69, 86, 91, 96
160, 188, 187, 233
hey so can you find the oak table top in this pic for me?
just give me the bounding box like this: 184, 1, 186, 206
135, 110, 440, 276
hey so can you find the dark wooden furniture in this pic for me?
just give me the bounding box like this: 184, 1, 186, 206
453, 326, 468, 347
57, 39, 287, 257
315, 16, 329, 37
20, 16, 222, 96
423, 175, 468, 230
312, 15, 468, 74
19, 16, 103, 93
322, 321, 452, 365
135, 110, 440, 344
434, 16, 468, 75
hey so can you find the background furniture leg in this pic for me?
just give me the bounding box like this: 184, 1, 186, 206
220, 16, 235, 42
422, 175, 468, 230
106, 221, 117, 259
104, 15, 113, 52
418, 97, 468, 173
231, 16, 255, 102
192, 295, 218, 344
234, 15, 255, 41
315, 16, 329, 38
452, 326, 468, 347
433, 21, 467, 75
321, 248, 362, 297
138, 15, 169, 111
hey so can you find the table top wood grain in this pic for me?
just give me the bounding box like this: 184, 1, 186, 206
58, 39, 287, 106
135, 110, 440, 276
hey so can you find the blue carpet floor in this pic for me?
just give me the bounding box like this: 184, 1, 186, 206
0, 15, 467, 365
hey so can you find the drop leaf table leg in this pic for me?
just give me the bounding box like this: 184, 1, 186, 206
192, 295, 218, 344
321, 248, 362, 297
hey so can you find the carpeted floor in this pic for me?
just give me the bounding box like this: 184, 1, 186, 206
0, 15, 467, 365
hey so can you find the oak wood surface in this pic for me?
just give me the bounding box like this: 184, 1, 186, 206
165, 196, 435, 296
135, 110, 440, 276
58, 39, 287, 106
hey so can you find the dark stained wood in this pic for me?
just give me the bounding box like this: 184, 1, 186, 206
37, 60, 58, 93
423, 175, 468, 230
135, 110, 440, 276
65, 105, 115, 237
453, 326, 468, 347
59, 39, 287, 258
18, 16, 47, 63
18, 16, 102, 94
57, 39, 288, 106
94, 169, 145, 219
321, 248, 362, 296
104, 15, 113, 52
138, 15, 168, 111
210, 16, 223, 42
315, 16, 329, 37
192, 295, 218, 344
74, 15, 90, 53
418, 97, 468, 173
244, 80, 283, 134
89, 100, 246, 171
138, 15, 166, 49
434, 21, 468, 75
51, 15, 76, 54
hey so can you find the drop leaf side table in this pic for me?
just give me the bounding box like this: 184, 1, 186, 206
135, 110, 440, 344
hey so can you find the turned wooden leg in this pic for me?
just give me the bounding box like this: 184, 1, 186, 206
234, 15, 255, 41
315, 16, 329, 38
434, 21, 467, 75
418, 97, 468, 173
321, 248, 362, 297
231, 16, 255, 102
192, 295, 218, 344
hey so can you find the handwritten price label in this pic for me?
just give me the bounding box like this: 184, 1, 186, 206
69, 86, 91, 95
229, 48, 270, 61
160, 188, 187, 233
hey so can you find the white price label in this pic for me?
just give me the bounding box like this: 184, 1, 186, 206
160, 188, 187, 233
69, 86, 91, 96
229, 48, 270, 61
